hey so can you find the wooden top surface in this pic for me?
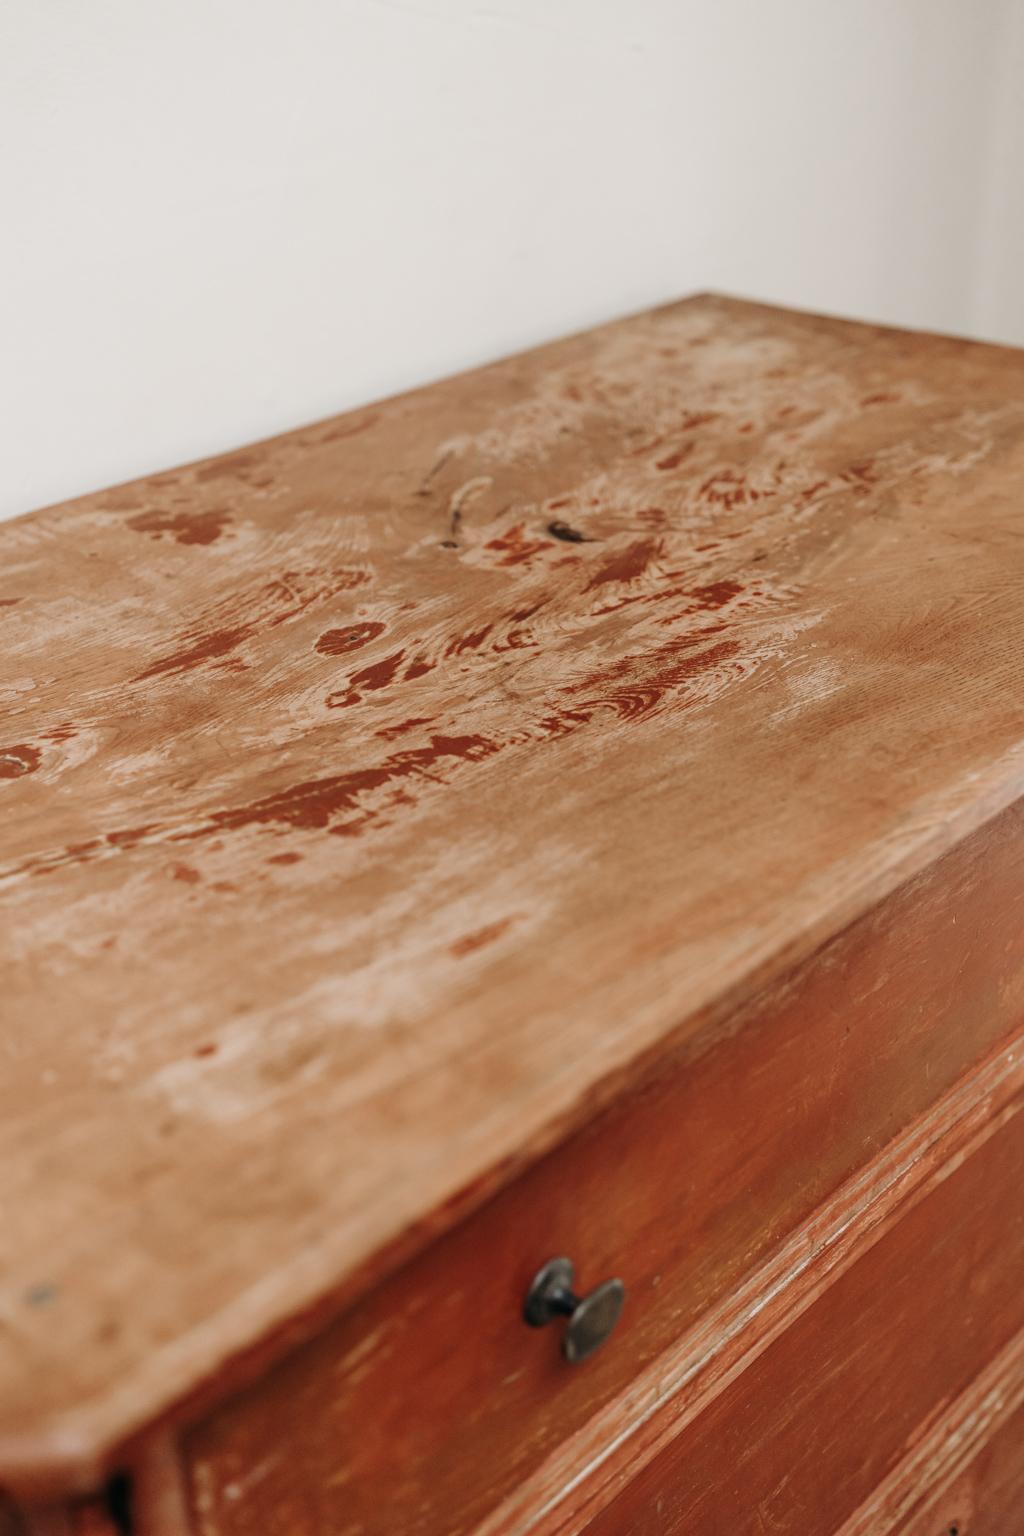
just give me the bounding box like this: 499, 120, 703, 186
3, 294, 1024, 1485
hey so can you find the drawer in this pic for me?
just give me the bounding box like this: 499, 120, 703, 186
580, 1085, 1024, 1536
183, 803, 1024, 1536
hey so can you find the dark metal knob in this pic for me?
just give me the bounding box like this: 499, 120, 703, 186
523, 1257, 625, 1363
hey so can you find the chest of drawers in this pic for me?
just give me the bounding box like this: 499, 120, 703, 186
3, 295, 1024, 1534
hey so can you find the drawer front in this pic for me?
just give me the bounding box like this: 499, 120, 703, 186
581, 1089, 1024, 1536
184, 804, 1024, 1536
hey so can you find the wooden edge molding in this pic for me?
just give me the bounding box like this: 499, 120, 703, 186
474, 1028, 1024, 1536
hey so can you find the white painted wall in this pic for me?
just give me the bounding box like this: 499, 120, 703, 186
0, 0, 1019, 523
972, 0, 1024, 348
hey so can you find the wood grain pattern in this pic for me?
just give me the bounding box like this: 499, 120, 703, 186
578, 1092, 1024, 1536
183, 802, 1024, 1536
4, 295, 1024, 1490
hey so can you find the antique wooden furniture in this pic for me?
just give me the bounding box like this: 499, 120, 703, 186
3, 295, 1024, 1534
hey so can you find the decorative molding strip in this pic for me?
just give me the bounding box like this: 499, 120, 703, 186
475, 1031, 1024, 1536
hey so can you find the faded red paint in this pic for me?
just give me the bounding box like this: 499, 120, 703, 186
330, 649, 408, 707
202, 733, 501, 837
570, 627, 739, 722
446, 624, 493, 656
0, 744, 41, 779
128, 509, 233, 546
43, 722, 77, 743
654, 411, 718, 463
688, 578, 745, 610
699, 470, 751, 510
316, 623, 385, 656
404, 659, 434, 681
485, 525, 550, 568
655, 445, 694, 471
105, 825, 158, 849
351, 651, 406, 693
137, 625, 253, 680
450, 918, 513, 958
272, 568, 369, 603
586, 539, 660, 590
375, 717, 436, 740
508, 601, 546, 624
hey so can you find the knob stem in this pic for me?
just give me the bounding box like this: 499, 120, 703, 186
523, 1256, 626, 1363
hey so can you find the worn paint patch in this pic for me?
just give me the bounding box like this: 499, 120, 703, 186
128, 509, 234, 546
586, 538, 661, 589
200, 733, 501, 837
484, 524, 551, 568
0, 744, 41, 779
316, 623, 386, 656
450, 918, 513, 958
327, 649, 407, 709
136, 625, 254, 680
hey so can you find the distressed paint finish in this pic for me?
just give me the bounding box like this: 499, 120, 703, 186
578, 1099, 1024, 1536
183, 802, 1024, 1536
4, 296, 1024, 1497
